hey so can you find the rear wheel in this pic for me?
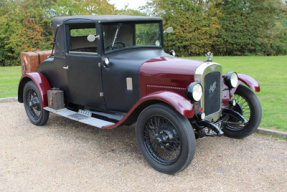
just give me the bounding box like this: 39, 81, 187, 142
23, 81, 49, 126
223, 85, 262, 138
136, 103, 196, 174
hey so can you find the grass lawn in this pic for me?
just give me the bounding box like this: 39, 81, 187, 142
0, 56, 286, 131
0, 66, 21, 99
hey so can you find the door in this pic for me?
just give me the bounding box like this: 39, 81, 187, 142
65, 54, 105, 109
64, 22, 105, 110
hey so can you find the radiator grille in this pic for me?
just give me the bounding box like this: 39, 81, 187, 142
204, 72, 221, 116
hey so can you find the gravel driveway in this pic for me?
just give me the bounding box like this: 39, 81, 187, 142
0, 101, 286, 191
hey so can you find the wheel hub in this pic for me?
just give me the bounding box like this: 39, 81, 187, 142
153, 126, 179, 152
31, 97, 40, 110
32, 97, 39, 105
154, 135, 164, 144
162, 129, 175, 140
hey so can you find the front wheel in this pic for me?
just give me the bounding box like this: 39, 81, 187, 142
23, 81, 49, 126
136, 103, 196, 174
223, 85, 262, 138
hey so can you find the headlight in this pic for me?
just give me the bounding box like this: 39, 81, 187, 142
224, 72, 238, 88
186, 82, 203, 102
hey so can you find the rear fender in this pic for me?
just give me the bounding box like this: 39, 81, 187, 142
222, 73, 260, 106
103, 91, 194, 129
18, 72, 51, 108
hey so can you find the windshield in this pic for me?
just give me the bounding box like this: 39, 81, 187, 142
103, 22, 162, 53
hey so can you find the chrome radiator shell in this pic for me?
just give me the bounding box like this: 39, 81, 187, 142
194, 62, 222, 122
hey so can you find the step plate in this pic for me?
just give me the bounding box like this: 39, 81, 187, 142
44, 107, 115, 128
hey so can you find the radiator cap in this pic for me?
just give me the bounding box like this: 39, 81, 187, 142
206, 52, 213, 62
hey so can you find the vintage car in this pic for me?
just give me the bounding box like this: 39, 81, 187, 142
18, 15, 262, 174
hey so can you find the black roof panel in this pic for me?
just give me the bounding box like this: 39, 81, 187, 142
51, 15, 162, 27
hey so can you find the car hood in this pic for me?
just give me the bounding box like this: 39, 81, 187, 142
106, 48, 205, 81
140, 56, 205, 81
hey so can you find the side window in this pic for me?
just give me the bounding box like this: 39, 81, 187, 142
69, 24, 98, 54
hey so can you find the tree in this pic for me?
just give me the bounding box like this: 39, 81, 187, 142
0, 0, 53, 66
0, 0, 116, 66
214, 0, 284, 56
51, 0, 116, 17
142, 0, 222, 56
270, 1, 287, 55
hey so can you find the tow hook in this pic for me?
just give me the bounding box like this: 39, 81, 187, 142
197, 121, 224, 136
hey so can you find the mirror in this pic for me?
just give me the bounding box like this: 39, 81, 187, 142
155, 40, 160, 46
170, 50, 176, 56
165, 27, 173, 34
87, 35, 96, 42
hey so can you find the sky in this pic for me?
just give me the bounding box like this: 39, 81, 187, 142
109, 0, 148, 10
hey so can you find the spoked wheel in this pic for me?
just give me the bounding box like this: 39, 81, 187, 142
143, 116, 181, 165
223, 85, 262, 138
23, 81, 49, 126
136, 104, 196, 174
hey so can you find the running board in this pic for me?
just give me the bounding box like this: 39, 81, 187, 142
44, 107, 115, 128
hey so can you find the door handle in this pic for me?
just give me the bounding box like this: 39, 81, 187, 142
63, 66, 69, 70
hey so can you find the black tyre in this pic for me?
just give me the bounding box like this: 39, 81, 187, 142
136, 103, 196, 174
23, 81, 49, 126
223, 85, 262, 139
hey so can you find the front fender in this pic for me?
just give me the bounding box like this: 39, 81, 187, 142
142, 91, 194, 118
18, 72, 51, 108
103, 91, 194, 129
222, 73, 260, 106
237, 73, 260, 92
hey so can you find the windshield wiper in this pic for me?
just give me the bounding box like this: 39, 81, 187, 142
112, 23, 122, 48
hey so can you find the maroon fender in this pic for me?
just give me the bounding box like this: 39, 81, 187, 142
222, 73, 260, 106
237, 73, 260, 92
18, 72, 51, 108
103, 91, 194, 129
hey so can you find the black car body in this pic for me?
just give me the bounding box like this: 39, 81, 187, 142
18, 15, 262, 174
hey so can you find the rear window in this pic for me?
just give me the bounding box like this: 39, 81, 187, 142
70, 28, 97, 37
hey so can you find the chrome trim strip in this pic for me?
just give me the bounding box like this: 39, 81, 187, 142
194, 62, 222, 121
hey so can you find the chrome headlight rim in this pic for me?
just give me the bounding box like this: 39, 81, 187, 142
224, 72, 238, 88
186, 82, 203, 102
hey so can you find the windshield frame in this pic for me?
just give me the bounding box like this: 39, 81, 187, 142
100, 21, 164, 55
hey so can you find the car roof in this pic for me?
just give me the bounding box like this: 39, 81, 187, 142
51, 15, 163, 26
51, 15, 163, 57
